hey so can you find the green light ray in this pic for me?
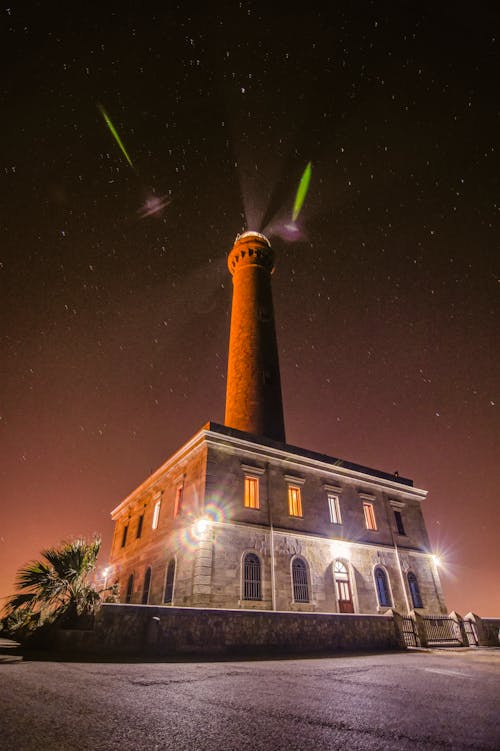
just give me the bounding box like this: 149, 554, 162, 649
292, 161, 312, 222
98, 104, 134, 169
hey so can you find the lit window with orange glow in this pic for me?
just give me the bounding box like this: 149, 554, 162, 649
174, 483, 184, 517
363, 501, 377, 531
288, 486, 302, 517
152, 499, 161, 530
244, 476, 259, 509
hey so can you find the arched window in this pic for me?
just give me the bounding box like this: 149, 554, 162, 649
142, 566, 152, 604
334, 560, 354, 613
408, 572, 423, 608
243, 553, 261, 600
164, 559, 176, 604
374, 566, 392, 607
125, 573, 134, 604
292, 557, 309, 602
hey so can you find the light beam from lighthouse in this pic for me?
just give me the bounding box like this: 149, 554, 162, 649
224, 231, 286, 443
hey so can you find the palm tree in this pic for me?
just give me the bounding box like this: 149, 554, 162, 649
3, 536, 115, 635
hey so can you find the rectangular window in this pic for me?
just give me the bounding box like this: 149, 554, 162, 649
152, 499, 161, 530
136, 514, 144, 539
244, 476, 259, 509
173, 484, 184, 517
394, 510, 406, 535
363, 502, 377, 530
328, 494, 342, 524
121, 524, 128, 547
288, 486, 303, 517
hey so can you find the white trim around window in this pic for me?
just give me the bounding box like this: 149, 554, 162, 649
152, 497, 161, 529
327, 493, 342, 524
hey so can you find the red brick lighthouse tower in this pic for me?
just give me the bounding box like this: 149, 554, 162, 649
224, 231, 286, 442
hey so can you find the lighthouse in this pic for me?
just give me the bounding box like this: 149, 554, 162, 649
108, 230, 446, 623
224, 231, 286, 443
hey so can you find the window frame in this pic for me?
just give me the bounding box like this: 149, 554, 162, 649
163, 558, 176, 605
142, 566, 152, 605
244, 475, 259, 509
152, 498, 161, 530
125, 573, 134, 604
288, 485, 303, 517
136, 513, 144, 539
333, 559, 355, 613
374, 565, 392, 608
291, 557, 310, 603
284, 475, 305, 518
242, 552, 262, 601
363, 501, 377, 531
328, 493, 342, 524
121, 524, 129, 547
408, 571, 423, 609
394, 510, 406, 536
173, 482, 184, 517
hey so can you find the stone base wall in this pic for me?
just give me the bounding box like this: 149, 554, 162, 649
476, 617, 500, 647
53, 603, 399, 657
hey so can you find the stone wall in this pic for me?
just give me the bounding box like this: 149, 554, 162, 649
205, 523, 444, 615
464, 615, 500, 647
109, 441, 208, 605
481, 618, 500, 646
106, 426, 446, 615
53, 603, 400, 657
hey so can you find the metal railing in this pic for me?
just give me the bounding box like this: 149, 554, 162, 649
422, 616, 462, 646
401, 615, 419, 647
463, 619, 478, 646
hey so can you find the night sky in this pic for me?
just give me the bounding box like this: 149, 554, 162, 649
2, 2, 498, 616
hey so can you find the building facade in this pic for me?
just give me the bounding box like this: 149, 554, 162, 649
108, 232, 446, 616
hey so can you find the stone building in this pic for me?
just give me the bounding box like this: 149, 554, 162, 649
109, 232, 446, 616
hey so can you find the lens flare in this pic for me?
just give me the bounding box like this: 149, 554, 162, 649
177, 502, 226, 551
203, 501, 225, 525
179, 524, 202, 551
137, 193, 171, 219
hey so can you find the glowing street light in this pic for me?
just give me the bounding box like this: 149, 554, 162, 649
102, 567, 110, 589
431, 554, 442, 567
192, 518, 211, 538
331, 540, 351, 560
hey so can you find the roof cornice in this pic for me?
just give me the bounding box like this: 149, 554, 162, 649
203, 424, 427, 501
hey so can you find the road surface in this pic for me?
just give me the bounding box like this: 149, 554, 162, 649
1, 645, 499, 750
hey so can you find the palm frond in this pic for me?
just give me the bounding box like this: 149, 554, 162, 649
7, 535, 105, 632
16, 561, 55, 590
4, 592, 36, 612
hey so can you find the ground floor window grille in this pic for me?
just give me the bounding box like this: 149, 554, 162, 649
125, 574, 134, 604
243, 553, 261, 600
292, 558, 309, 602
164, 559, 175, 604
408, 571, 423, 608
142, 567, 152, 604
375, 566, 392, 607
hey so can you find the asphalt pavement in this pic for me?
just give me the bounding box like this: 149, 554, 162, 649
0, 643, 499, 750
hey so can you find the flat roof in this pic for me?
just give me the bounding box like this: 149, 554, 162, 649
205, 422, 413, 487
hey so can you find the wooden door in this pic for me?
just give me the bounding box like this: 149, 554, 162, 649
337, 578, 354, 613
